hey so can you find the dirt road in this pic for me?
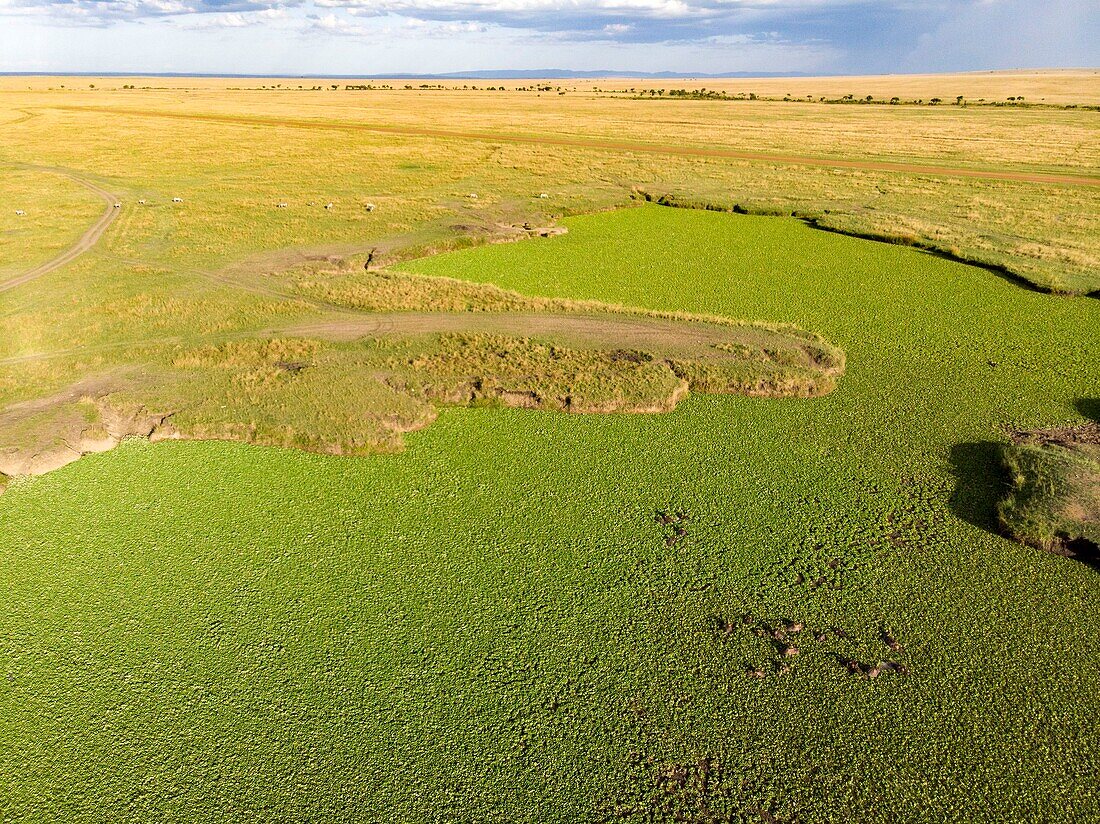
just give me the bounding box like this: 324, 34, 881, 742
278, 309, 843, 378
48, 104, 1100, 188
0, 166, 120, 295
0, 308, 841, 379
280, 310, 806, 357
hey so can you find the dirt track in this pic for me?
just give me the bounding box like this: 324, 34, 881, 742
0, 166, 120, 295
48, 105, 1100, 188
279, 311, 824, 363
0, 308, 841, 379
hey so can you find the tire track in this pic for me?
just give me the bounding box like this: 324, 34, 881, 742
45, 104, 1100, 188
0, 165, 120, 295
5, 109, 38, 126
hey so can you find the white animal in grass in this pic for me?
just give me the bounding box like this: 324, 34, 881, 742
364, 203, 376, 212
467, 192, 478, 199
538, 193, 549, 199
172, 197, 183, 203
15, 210, 25, 216
277, 202, 288, 208
113, 202, 122, 208
324, 202, 334, 210
138, 199, 147, 205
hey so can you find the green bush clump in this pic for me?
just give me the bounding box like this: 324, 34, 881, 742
997, 427, 1100, 555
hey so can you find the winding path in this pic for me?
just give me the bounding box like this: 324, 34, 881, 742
0, 166, 120, 295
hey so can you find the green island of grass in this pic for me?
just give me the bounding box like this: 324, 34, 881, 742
0, 266, 842, 477
998, 423, 1099, 561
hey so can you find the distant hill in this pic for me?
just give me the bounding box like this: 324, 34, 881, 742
379, 70, 811, 79
0, 70, 810, 80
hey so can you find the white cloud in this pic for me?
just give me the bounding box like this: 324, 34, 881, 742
181, 7, 287, 27
0, 0, 1094, 73
3, 0, 297, 25
313, 0, 707, 20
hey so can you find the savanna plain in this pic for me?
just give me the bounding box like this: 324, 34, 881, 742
0, 70, 1098, 822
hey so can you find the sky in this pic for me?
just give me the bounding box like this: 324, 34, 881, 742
0, 0, 1096, 76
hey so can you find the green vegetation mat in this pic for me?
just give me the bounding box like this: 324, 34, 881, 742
2, 205, 1098, 821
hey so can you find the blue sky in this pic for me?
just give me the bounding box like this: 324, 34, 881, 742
0, 0, 1096, 75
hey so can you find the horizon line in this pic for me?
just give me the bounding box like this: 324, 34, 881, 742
2, 67, 1096, 81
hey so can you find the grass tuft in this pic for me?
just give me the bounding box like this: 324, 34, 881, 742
997, 424, 1100, 557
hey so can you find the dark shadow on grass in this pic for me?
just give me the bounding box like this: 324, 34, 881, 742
1076, 398, 1100, 423
1059, 537, 1100, 572
948, 441, 1006, 536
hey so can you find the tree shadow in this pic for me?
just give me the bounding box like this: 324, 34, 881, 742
947, 441, 1006, 535
1060, 538, 1100, 572
1075, 398, 1100, 423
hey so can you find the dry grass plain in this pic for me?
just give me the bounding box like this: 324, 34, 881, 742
0, 266, 843, 477
3, 70, 1097, 297
0, 165, 106, 280
7, 67, 1097, 104
0, 70, 1097, 473
572, 68, 1100, 106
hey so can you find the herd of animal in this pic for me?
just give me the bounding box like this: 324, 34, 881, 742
14, 191, 553, 217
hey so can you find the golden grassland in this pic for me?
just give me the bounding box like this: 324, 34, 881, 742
4, 68, 1097, 105
565, 69, 1100, 106
0, 70, 1096, 479
0, 167, 104, 278
22, 84, 1100, 173
2, 73, 1096, 298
